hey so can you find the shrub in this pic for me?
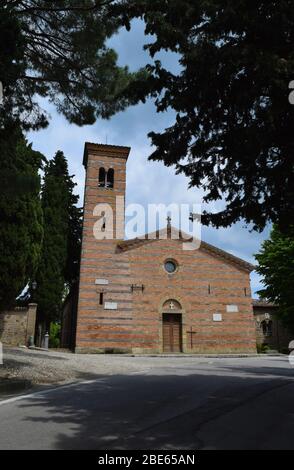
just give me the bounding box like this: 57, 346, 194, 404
49, 322, 61, 348
256, 343, 270, 354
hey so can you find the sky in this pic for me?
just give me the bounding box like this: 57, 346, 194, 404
27, 20, 270, 297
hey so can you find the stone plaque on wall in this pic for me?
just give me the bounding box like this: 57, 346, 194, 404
213, 313, 222, 322
226, 305, 239, 313
104, 302, 118, 310
95, 279, 109, 285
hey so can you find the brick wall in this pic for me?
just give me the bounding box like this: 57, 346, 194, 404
0, 303, 37, 346
127, 238, 256, 354
76, 235, 257, 354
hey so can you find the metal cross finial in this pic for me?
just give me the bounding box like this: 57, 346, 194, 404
167, 215, 172, 227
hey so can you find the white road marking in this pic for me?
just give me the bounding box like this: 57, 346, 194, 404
0, 369, 152, 407
0, 379, 103, 407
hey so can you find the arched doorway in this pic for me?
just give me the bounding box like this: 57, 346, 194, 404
162, 300, 182, 353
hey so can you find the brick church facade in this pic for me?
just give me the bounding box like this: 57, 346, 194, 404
75, 142, 257, 354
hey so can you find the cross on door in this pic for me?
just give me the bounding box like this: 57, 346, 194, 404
187, 327, 197, 349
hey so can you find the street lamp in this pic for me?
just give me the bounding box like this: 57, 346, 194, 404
31, 281, 37, 302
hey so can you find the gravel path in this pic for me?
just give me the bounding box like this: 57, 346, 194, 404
0, 347, 282, 390
0, 347, 142, 386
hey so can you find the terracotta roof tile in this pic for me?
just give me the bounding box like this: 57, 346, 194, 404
83, 142, 131, 167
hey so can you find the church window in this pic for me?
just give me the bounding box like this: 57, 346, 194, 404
98, 167, 106, 187
164, 259, 177, 274
106, 168, 114, 188
99, 292, 104, 305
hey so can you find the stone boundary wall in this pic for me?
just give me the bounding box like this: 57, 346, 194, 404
0, 303, 37, 346
253, 305, 293, 351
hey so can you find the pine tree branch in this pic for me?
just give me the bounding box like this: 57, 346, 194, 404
20, 75, 81, 85
23, 30, 74, 55
14, 0, 114, 14
24, 39, 97, 90
22, 28, 73, 51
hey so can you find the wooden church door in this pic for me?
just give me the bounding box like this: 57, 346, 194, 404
162, 313, 182, 352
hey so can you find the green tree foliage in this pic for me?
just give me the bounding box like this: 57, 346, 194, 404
255, 226, 294, 332
49, 321, 61, 348
65, 197, 83, 288
0, 125, 44, 310
114, 0, 294, 232
0, 1, 144, 130
35, 151, 81, 327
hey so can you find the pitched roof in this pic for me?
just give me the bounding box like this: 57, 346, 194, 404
252, 299, 278, 308
83, 142, 131, 167
116, 227, 255, 272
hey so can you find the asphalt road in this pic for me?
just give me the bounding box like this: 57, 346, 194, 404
0, 356, 294, 450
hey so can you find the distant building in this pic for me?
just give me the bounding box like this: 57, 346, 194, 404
253, 300, 292, 352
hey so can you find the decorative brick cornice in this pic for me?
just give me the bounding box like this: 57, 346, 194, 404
83, 142, 131, 168
116, 227, 255, 272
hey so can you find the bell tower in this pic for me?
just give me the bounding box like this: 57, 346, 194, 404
82, 142, 130, 239
76, 143, 131, 353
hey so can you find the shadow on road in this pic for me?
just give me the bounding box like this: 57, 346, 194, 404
12, 361, 294, 450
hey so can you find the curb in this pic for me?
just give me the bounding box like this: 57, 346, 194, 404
122, 353, 283, 358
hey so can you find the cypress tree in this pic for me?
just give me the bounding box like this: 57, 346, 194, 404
0, 125, 44, 310
35, 151, 81, 330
